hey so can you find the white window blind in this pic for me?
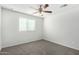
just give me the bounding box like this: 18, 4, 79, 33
19, 17, 36, 31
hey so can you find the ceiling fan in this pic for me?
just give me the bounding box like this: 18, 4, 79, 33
30, 4, 52, 16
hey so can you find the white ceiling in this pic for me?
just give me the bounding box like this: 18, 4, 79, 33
1, 4, 79, 18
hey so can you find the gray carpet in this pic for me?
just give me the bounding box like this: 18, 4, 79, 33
0, 39, 79, 55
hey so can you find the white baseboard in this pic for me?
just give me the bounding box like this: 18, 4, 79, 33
44, 38, 79, 51
2, 38, 41, 48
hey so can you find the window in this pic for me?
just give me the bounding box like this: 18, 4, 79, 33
19, 17, 36, 31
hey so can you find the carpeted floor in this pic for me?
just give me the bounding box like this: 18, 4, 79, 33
0, 39, 79, 55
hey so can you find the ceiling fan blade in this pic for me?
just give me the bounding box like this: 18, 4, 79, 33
44, 4, 49, 9
39, 4, 43, 9
44, 11, 52, 13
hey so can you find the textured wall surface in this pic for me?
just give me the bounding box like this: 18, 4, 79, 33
2, 8, 43, 48
44, 8, 79, 50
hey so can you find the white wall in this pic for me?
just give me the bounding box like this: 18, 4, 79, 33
0, 6, 2, 50
44, 8, 79, 50
2, 8, 43, 48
